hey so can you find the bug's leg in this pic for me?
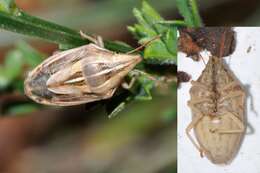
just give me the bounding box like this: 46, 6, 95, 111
122, 69, 158, 90
218, 81, 238, 92
185, 112, 205, 157
215, 112, 245, 134
186, 102, 208, 157
79, 30, 105, 47
108, 102, 126, 119
218, 91, 245, 103
188, 98, 212, 105
121, 77, 136, 90
96, 35, 104, 48
120, 70, 141, 90
80, 30, 97, 43
130, 69, 157, 81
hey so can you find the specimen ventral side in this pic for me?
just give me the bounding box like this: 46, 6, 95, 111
187, 56, 246, 164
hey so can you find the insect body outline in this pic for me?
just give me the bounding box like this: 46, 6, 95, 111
24, 33, 143, 106
186, 56, 246, 164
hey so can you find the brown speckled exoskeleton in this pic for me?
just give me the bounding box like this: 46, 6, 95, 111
24, 32, 143, 106
186, 56, 246, 164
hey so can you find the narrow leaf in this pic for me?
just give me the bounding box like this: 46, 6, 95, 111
176, 0, 194, 26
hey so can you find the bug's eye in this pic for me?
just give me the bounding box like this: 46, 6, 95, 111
82, 63, 111, 87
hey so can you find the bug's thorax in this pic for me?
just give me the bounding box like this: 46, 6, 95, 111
198, 56, 228, 112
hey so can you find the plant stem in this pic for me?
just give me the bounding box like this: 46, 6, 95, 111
0, 10, 132, 52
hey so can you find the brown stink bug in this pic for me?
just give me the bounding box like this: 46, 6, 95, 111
24, 32, 159, 106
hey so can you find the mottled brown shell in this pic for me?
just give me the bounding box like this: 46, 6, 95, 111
24, 44, 141, 106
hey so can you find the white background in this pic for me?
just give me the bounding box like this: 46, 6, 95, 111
178, 27, 260, 173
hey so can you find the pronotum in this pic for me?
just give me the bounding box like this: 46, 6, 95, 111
24, 32, 157, 106
186, 55, 246, 164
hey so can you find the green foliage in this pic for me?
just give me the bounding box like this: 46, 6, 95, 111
176, 0, 202, 27
134, 73, 154, 101
0, 0, 134, 51
0, 41, 44, 92
128, 1, 177, 65
0, 0, 17, 14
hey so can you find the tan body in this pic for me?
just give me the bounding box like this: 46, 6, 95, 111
24, 44, 141, 106
186, 56, 246, 164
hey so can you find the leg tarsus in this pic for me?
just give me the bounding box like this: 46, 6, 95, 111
186, 114, 206, 157
79, 30, 104, 48
121, 77, 136, 90
188, 98, 213, 106
96, 35, 104, 48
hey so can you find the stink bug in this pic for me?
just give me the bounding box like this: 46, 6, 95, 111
24, 32, 159, 106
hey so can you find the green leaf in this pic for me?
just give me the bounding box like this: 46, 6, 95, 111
0, 41, 44, 91
142, 1, 163, 22
144, 40, 174, 62
176, 0, 194, 26
128, 1, 177, 65
4, 50, 23, 80
157, 20, 187, 27
128, 70, 155, 100
0, 4, 133, 52
0, 68, 10, 90
165, 27, 177, 57
189, 0, 202, 26
133, 8, 152, 30
16, 41, 44, 67
0, 11, 87, 48
134, 73, 155, 101
0, 0, 18, 14
176, 0, 202, 27
104, 40, 133, 53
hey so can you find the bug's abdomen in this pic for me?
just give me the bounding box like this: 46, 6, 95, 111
195, 115, 243, 164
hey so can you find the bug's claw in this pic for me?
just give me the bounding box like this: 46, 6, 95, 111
79, 30, 97, 44
209, 128, 218, 133
79, 30, 104, 48
199, 149, 204, 157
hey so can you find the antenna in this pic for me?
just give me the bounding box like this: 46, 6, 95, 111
200, 53, 206, 66
126, 35, 161, 55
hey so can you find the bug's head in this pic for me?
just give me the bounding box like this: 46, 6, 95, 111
113, 53, 142, 72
